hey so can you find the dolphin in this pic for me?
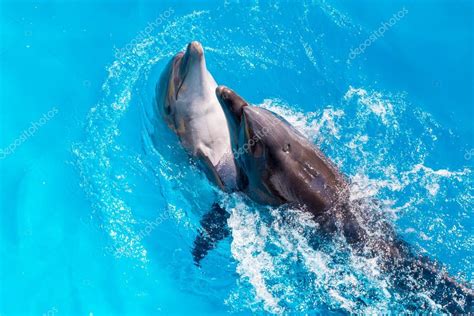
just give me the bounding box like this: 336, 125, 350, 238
215, 85, 363, 243
215, 85, 473, 313
156, 42, 239, 264
156, 41, 239, 191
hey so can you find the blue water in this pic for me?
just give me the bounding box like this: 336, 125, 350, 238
1, 0, 473, 314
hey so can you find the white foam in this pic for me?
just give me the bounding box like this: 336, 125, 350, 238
344, 86, 397, 127
228, 203, 284, 314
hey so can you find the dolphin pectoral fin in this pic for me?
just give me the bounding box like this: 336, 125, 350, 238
196, 149, 226, 190
192, 203, 231, 266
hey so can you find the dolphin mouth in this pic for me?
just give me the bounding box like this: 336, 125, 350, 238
172, 52, 186, 100
172, 41, 204, 100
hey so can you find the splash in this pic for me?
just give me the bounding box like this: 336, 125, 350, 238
72, 11, 215, 264
227, 86, 472, 313
71, 2, 472, 313
344, 86, 397, 127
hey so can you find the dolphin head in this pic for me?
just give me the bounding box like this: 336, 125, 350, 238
216, 85, 292, 157
157, 41, 215, 126
171, 41, 206, 100
216, 85, 348, 210
215, 86, 249, 142
216, 85, 288, 204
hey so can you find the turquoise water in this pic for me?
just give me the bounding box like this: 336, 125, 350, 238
1, 0, 473, 314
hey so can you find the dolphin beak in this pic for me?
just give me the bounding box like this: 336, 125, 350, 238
173, 41, 205, 100
215, 86, 228, 101
186, 41, 204, 59
216, 86, 248, 123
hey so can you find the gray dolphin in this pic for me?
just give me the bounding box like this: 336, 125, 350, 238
156, 41, 238, 191
216, 85, 473, 313
156, 42, 239, 264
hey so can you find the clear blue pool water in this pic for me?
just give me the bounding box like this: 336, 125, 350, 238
1, 0, 473, 314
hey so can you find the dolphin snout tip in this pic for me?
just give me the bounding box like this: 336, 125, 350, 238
187, 41, 204, 58
216, 86, 248, 122
215, 85, 229, 99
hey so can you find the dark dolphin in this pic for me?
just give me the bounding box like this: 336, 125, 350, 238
216, 85, 362, 242
216, 85, 473, 313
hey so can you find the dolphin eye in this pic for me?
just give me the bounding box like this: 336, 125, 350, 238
283, 143, 291, 153
163, 99, 175, 116
164, 103, 171, 115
